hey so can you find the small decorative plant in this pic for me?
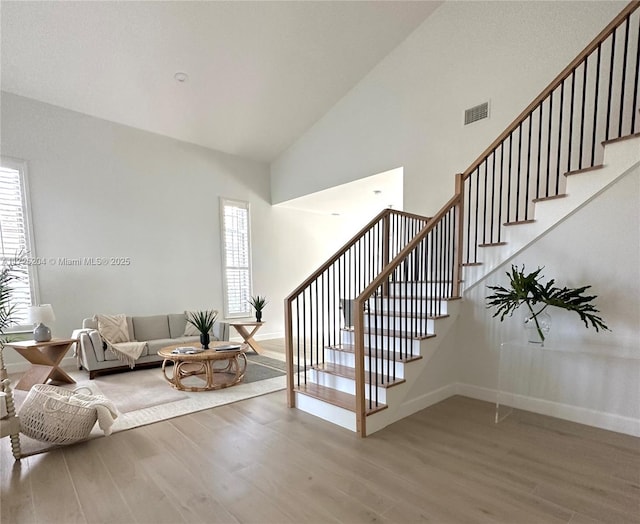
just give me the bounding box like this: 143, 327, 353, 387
486, 265, 609, 343
248, 295, 267, 322
187, 310, 218, 349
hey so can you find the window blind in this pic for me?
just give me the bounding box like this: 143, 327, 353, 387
221, 199, 252, 317
0, 165, 34, 325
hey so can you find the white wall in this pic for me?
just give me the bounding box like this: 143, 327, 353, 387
0, 92, 346, 368
271, 1, 627, 216
454, 165, 640, 431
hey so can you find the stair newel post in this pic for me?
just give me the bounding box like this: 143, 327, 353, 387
284, 297, 296, 408
453, 173, 465, 297
353, 296, 367, 437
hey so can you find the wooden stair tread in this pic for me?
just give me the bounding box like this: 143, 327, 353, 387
478, 241, 507, 247
295, 383, 387, 415
602, 132, 640, 146
327, 343, 423, 363
313, 362, 405, 388
533, 194, 567, 203
362, 328, 435, 340
565, 164, 603, 177
504, 219, 535, 226
374, 311, 449, 321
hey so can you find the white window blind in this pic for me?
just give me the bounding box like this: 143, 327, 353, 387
0, 162, 34, 326
220, 199, 252, 318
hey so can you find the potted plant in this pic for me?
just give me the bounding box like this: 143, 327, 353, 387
186, 310, 218, 349
486, 265, 609, 344
248, 295, 267, 322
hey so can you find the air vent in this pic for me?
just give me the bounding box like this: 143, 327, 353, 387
464, 102, 489, 125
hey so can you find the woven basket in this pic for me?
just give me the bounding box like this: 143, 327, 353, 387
18, 384, 98, 444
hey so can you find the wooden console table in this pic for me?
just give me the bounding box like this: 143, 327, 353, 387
229, 321, 265, 354
6, 338, 77, 391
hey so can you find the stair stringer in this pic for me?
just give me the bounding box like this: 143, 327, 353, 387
462, 135, 640, 290
363, 299, 461, 435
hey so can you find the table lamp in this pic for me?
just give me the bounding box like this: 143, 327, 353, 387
27, 304, 55, 342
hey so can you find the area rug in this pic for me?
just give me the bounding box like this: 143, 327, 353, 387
6, 353, 287, 457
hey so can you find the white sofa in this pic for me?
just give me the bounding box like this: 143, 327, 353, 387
75, 313, 229, 379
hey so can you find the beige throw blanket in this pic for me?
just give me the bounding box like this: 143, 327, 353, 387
106, 341, 147, 368
96, 314, 146, 368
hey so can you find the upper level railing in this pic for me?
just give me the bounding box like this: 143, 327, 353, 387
462, 2, 639, 264
285, 1, 639, 437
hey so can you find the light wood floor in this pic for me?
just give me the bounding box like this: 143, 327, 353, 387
1, 342, 638, 523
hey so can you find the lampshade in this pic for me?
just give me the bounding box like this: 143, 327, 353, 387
27, 304, 56, 325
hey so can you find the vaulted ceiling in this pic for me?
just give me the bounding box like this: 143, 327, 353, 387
1, 1, 441, 162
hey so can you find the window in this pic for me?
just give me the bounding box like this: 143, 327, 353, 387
0, 158, 35, 327
220, 198, 252, 318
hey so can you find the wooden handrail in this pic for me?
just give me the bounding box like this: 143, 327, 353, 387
284, 208, 429, 303
463, 0, 639, 180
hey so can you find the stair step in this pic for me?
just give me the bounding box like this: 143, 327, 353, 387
602, 132, 640, 145
533, 193, 567, 203
478, 241, 507, 247
328, 343, 423, 363
375, 311, 449, 321
565, 163, 604, 177
346, 328, 436, 341
313, 362, 405, 388
295, 382, 387, 415
504, 219, 535, 226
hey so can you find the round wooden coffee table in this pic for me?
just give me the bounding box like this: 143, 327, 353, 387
158, 342, 248, 392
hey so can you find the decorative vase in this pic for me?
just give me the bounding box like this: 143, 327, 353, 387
200, 333, 210, 349
524, 310, 551, 345
255, 311, 262, 323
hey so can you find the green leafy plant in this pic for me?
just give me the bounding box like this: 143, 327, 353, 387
486, 265, 609, 342
0, 255, 28, 350
186, 310, 218, 335
248, 295, 268, 313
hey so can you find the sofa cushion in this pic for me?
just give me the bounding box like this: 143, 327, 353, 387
132, 315, 170, 341
96, 314, 130, 344
168, 313, 187, 339
146, 338, 182, 355
85, 316, 134, 341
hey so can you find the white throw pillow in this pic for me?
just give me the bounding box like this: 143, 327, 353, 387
184, 310, 218, 336
96, 314, 130, 344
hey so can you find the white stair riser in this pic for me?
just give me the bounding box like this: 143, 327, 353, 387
326, 348, 407, 378
342, 330, 422, 353
308, 369, 388, 403
295, 392, 356, 432
364, 314, 435, 335
387, 282, 455, 297
370, 297, 448, 316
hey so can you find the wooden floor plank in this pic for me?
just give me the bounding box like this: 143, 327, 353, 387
2, 373, 639, 524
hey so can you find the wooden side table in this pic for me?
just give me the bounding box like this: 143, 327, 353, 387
6, 338, 77, 391
229, 321, 265, 354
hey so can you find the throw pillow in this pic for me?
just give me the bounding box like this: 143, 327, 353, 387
96, 314, 130, 344
184, 310, 218, 336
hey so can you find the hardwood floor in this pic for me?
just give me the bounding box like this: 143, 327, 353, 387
1, 342, 638, 523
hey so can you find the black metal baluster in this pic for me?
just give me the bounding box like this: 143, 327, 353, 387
525, 114, 532, 216
592, 44, 602, 166
515, 124, 523, 221
632, 13, 640, 133
606, 29, 616, 141
546, 91, 554, 197
556, 80, 564, 195
568, 70, 576, 173
498, 142, 504, 242
619, 16, 630, 138
482, 158, 488, 244
536, 101, 543, 199
579, 58, 588, 169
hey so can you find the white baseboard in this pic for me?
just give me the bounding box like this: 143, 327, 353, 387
229, 330, 284, 343
455, 382, 640, 437
396, 383, 458, 420
5, 355, 78, 375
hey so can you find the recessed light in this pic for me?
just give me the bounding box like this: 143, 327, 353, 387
373, 190, 382, 195
174, 72, 189, 83
331, 212, 340, 216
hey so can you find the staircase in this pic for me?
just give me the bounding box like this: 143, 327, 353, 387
285, 2, 640, 437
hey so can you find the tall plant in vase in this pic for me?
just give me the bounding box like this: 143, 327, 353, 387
486, 265, 609, 345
